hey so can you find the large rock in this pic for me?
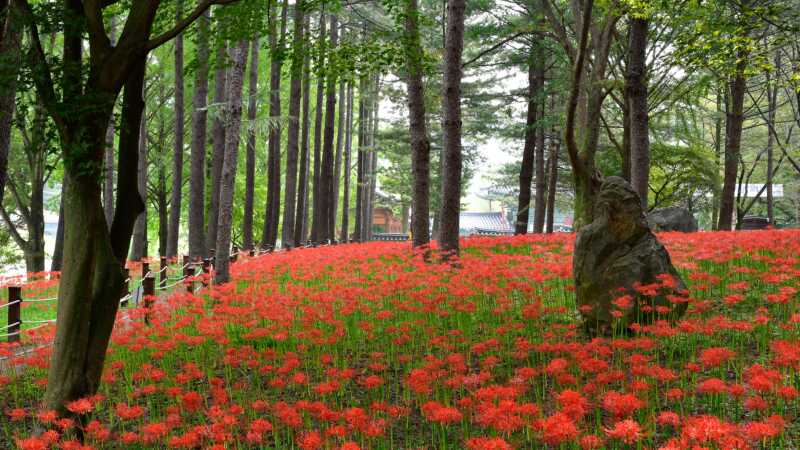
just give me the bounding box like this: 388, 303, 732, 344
574, 177, 689, 335
647, 206, 698, 232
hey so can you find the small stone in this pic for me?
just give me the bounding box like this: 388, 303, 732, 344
574, 177, 689, 335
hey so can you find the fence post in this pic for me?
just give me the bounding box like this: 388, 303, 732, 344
141, 261, 150, 281
182, 255, 190, 278
121, 268, 130, 308
185, 266, 195, 293
160, 256, 168, 289
249, 249, 255, 257
143, 275, 155, 325
7, 286, 21, 343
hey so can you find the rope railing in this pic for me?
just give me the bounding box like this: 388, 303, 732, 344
0, 243, 331, 351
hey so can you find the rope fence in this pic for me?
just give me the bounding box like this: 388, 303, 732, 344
0, 242, 334, 351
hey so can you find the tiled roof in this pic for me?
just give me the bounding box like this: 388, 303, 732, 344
459, 212, 512, 232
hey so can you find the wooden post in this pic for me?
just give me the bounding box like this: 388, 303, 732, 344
249, 249, 255, 257
232, 245, 239, 259
160, 256, 168, 289
185, 266, 195, 293
182, 255, 190, 278
121, 268, 130, 307
7, 286, 21, 343
141, 261, 150, 280
143, 275, 155, 325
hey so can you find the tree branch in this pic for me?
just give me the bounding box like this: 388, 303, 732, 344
144, 0, 239, 51
0, 204, 27, 248
564, 0, 593, 179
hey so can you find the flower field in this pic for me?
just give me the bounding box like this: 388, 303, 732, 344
2, 230, 800, 449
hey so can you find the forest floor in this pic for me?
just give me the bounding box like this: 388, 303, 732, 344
1, 230, 800, 450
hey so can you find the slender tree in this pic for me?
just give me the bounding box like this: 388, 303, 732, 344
0, 0, 21, 202
532, 100, 547, 233
320, 13, 338, 242
311, 10, 326, 243
207, 44, 228, 255
515, 50, 541, 235
340, 82, 353, 242
294, 15, 312, 245
626, 16, 650, 208
282, 0, 304, 248
214, 40, 248, 284
403, 0, 431, 248
103, 17, 117, 229
438, 0, 466, 259
130, 96, 148, 261
188, 10, 210, 259
261, 0, 288, 249
242, 37, 259, 249
545, 136, 559, 233
332, 79, 345, 237
167, 0, 186, 257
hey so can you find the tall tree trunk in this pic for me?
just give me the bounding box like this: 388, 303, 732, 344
545, 137, 559, 233
262, 0, 289, 249
766, 51, 777, 225
515, 51, 540, 235
621, 87, 631, 181
188, 10, 209, 259
206, 45, 228, 255
354, 76, 365, 241
340, 82, 353, 242
45, 57, 145, 415
157, 101, 169, 258
0, 2, 21, 207
366, 77, 379, 240
320, 14, 338, 242
214, 40, 248, 284
626, 16, 650, 209
51, 194, 65, 272
26, 175, 45, 273
130, 100, 148, 261
167, 0, 185, 257
718, 59, 746, 231
242, 37, 259, 250
438, 0, 466, 259
533, 97, 547, 233
294, 16, 312, 245
332, 79, 345, 237
283, 0, 304, 248
404, 0, 431, 248
103, 17, 117, 229
311, 10, 326, 243
711, 85, 723, 230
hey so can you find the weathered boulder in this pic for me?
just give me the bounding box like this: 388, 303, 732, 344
574, 177, 689, 335
647, 206, 698, 232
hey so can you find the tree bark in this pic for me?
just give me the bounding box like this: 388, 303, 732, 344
188, 10, 209, 259
626, 16, 650, 209
718, 59, 746, 231
242, 37, 259, 250
319, 13, 338, 242
282, 0, 304, 248
214, 40, 248, 284
311, 10, 326, 243
207, 44, 228, 255
294, 16, 312, 245
261, 0, 289, 249
167, 0, 185, 257
404, 0, 431, 248
340, 82, 353, 242
0, 2, 21, 207
438, 0, 466, 259
515, 51, 539, 235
